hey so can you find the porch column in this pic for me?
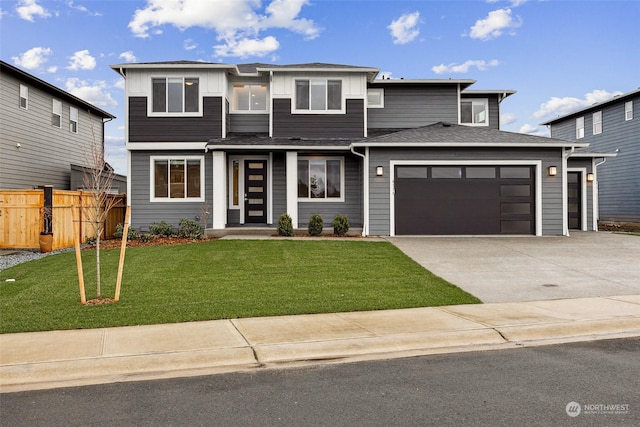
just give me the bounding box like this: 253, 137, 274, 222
212, 151, 226, 229
286, 151, 298, 228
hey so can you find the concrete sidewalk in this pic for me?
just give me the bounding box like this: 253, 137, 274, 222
2, 295, 640, 393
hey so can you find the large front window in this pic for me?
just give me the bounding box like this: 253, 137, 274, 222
295, 79, 342, 112
152, 77, 199, 114
461, 99, 488, 126
298, 158, 343, 200
232, 84, 267, 112
151, 157, 204, 201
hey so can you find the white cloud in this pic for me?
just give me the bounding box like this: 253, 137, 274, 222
519, 123, 549, 137
67, 50, 96, 70
184, 39, 197, 51
214, 36, 280, 58
65, 0, 102, 16
119, 51, 137, 63
15, 0, 50, 21
432, 59, 499, 74
113, 79, 125, 90
388, 11, 421, 45
12, 47, 53, 70
64, 78, 118, 108
500, 112, 517, 126
469, 8, 522, 41
128, 0, 319, 57
533, 89, 623, 119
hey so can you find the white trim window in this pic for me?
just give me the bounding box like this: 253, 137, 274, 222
460, 99, 488, 126
52, 99, 62, 128
367, 88, 384, 108
625, 101, 633, 121
151, 77, 200, 115
297, 157, 344, 201
69, 106, 79, 133
232, 84, 268, 112
294, 79, 343, 113
19, 84, 28, 109
150, 156, 204, 202
592, 110, 602, 135
576, 116, 585, 139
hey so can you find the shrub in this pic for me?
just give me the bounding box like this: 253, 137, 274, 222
277, 213, 294, 236
149, 221, 174, 237
178, 218, 203, 240
114, 223, 139, 240
332, 214, 350, 235
308, 214, 324, 236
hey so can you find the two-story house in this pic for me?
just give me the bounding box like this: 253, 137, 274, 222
541, 88, 639, 223
0, 60, 123, 192
111, 60, 610, 236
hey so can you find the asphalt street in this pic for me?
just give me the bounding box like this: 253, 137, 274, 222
2, 337, 638, 426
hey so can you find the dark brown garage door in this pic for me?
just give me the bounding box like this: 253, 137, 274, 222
394, 165, 535, 235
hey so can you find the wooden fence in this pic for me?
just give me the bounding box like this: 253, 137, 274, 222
0, 189, 126, 250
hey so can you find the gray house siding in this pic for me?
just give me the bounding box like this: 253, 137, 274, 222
272, 153, 287, 221
367, 148, 564, 236
461, 93, 500, 130
128, 96, 222, 142
567, 158, 595, 228
0, 71, 107, 190
129, 150, 213, 231
297, 154, 363, 227
367, 84, 458, 129
272, 98, 364, 138
229, 114, 269, 134
549, 96, 640, 222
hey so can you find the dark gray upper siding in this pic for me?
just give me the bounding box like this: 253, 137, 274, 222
549, 96, 639, 222
367, 148, 565, 236
272, 99, 364, 138
461, 93, 501, 130
272, 153, 287, 222
229, 114, 269, 133
128, 97, 222, 142
367, 84, 458, 129
129, 150, 213, 231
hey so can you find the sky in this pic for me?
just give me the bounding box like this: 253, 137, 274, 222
1, 0, 638, 176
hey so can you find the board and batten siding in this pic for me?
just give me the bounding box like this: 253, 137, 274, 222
0, 72, 106, 190
367, 84, 459, 129
550, 96, 640, 222
129, 150, 213, 231
367, 148, 564, 236
272, 99, 365, 138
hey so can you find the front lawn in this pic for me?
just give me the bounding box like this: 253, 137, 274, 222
0, 240, 480, 333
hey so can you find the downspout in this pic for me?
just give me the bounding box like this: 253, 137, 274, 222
269, 71, 273, 138
350, 145, 368, 236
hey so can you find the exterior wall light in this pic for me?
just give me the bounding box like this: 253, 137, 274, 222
376, 166, 384, 176
548, 166, 557, 176
586, 173, 595, 182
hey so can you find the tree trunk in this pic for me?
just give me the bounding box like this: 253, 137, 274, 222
96, 235, 101, 298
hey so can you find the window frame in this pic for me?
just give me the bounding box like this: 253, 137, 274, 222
19, 84, 28, 110
460, 98, 489, 126
367, 88, 384, 109
576, 116, 585, 139
52, 99, 62, 128
149, 155, 205, 203
592, 110, 602, 135
293, 79, 344, 114
231, 83, 269, 113
148, 76, 202, 117
625, 101, 633, 121
69, 106, 79, 133
297, 156, 345, 202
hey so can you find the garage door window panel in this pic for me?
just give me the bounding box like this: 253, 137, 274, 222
431, 167, 462, 179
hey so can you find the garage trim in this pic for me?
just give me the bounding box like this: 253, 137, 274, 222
389, 160, 543, 236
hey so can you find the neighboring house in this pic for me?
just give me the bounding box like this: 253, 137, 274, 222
541, 88, 640, 223
0, 60, 118, 191
111, 60, 610, 236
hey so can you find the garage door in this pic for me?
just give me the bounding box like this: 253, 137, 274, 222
394, 165, 535, 235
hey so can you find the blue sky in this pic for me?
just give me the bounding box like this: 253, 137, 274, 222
1, 0, 638, 175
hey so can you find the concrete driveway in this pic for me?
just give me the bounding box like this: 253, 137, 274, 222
388, 232, 640, 303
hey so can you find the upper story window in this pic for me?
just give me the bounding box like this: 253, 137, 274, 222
592, 110, 602, 135
295, 79, 342, 113
297, 157, 344, 201
625, 101, 633, 121
460, 99, 488, 126
232, 84, 267, 112
367, 89, 384, 108
151, 156, 204, 202
70, 107, 78, 133
19, 84, 28, 109
151, 77, 200, 115
576, 116, 585, 139
52, 99, 62, 128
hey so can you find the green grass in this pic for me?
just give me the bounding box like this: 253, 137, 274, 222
0, 240, 480, 333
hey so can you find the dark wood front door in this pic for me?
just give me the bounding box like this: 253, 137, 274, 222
567, 172, 582, 230
244, 160, 267, 223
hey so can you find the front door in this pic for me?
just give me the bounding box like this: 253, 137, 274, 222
567, 172, 582, 230
244, 160, 267, 223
